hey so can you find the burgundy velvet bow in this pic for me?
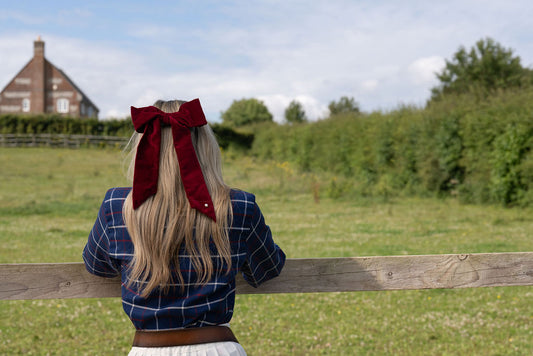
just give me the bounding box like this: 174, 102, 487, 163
130, 99, 216, 221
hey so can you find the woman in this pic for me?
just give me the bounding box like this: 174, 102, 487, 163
83, 98, 286, 355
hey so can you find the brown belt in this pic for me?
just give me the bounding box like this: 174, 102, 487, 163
132, 326, 239, 348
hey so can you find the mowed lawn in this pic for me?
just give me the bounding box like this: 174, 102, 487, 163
0, 147, 532, 355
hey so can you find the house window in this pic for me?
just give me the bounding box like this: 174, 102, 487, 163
22, 98, 30, 112
57, 98, 69, 113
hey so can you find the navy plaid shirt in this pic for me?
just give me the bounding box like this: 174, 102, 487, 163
83, 187, 285, 331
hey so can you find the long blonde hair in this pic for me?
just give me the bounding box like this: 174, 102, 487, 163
123, 99, 232, 297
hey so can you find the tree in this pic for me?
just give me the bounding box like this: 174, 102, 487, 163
431, 38, 532, 101
221, 98, 273, 127
328, 96, 360, 116
284, 100, 307, 124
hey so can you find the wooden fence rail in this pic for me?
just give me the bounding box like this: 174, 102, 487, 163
0, 134, 128, 148
1, 252, 532, 300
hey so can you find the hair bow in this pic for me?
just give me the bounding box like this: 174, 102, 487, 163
130, 99, 216, 221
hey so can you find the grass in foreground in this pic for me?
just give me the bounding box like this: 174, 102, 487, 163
0, 147, 532, 355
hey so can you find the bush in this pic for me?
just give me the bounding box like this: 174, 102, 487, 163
211, 124, 254, 150
490, 123, 532, 205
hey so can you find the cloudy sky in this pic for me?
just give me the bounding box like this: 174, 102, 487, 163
1, 1, 532, 122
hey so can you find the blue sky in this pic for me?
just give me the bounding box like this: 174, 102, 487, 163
1, 1, 532, 121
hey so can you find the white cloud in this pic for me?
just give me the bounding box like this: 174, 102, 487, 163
361, 80, 379, 92
0, 11, 47, 25
257, 94, 291, 123
408, 56, 446, 85
105, 108, 125, 118
294, 95, 329, 121
255, 94, 328, 123
0, 33, 37, 79
128, 25, 178, 40
132, 89, 162, 109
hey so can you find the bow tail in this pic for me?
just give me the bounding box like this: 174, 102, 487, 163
132, 121, 162, 209
172, 126, 217, 221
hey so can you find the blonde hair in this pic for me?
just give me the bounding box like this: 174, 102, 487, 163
123, 99, 232, 297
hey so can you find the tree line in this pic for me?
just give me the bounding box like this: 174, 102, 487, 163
221, 95, 361, 126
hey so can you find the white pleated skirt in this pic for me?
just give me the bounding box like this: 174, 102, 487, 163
128, 341, 247, 356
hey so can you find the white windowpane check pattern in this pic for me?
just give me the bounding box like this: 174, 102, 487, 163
83, 187, 285, 331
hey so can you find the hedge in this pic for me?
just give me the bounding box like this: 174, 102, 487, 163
0, 115, 253, 150
251, 89, 533, 206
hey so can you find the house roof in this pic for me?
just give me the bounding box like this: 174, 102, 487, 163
0, 58, 33, 94
55, 65, 99, 112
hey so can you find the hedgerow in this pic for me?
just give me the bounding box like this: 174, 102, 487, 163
251, 89, 533, 206
0, 115, 253, 150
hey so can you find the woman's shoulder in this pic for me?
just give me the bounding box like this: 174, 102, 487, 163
229, 188, 259, 216
101, 187, 131, 211
104, 187, 132, 199
229, 188, 256, 205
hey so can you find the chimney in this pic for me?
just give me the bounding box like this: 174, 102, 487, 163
31, 36, 46, 112
34, 36, 45, 58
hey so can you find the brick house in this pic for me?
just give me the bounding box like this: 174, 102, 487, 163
0, 37, 99, 118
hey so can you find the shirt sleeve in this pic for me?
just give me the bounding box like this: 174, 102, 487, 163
241, 199, 286, 288
82, 191, 120, 278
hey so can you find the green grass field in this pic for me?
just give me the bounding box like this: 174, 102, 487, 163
0, 147, 532, 355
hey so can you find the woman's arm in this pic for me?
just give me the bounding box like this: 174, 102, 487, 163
241, 199, 286, 287
82, 190, 121, 278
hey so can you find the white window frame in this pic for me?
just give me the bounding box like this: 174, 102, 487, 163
22, 98, 30, 112
57, 98, 69, 113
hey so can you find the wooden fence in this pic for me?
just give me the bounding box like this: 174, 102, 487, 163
0, 134, 128, 148
1, 252, 532, 300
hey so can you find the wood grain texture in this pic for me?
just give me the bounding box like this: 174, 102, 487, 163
1, 253, 532, 300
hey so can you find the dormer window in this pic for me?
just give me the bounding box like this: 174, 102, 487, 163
22, 98, 30, 112
57, 98, 69, 113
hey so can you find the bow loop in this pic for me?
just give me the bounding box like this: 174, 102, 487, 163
129, 99, 216, 221
168, 99, 208, 128
131, 106, 165, 133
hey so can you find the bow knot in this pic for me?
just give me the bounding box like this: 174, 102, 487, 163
130, 99, 216, 221
159, 112, 173, 126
